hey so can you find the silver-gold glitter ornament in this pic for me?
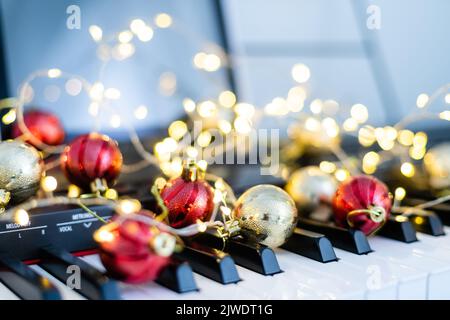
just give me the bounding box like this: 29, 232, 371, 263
285, 166, 338, 213
424, 143, 450, 189
0, 141, 44, 212
232, 184, 298, 248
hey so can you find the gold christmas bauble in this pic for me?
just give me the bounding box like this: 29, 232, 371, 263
233, 184, 298, 248
286, 166, 338, 212
0, 141, 44, 207
424, 143, 450, 189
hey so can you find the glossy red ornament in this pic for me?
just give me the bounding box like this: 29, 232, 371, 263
160, 166, 214, 229
12, 109, 65, 148
97, 214, 171, 284
60, 133, 123, 190
332, 175, 391, 235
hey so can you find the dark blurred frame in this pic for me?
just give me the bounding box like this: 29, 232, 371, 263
0, 0, 236, 140
0, 11, 10, 139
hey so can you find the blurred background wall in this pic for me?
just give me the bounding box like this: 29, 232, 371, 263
223, 0, 450, 128
0, 0, 449, 138
0, 0, 230, 137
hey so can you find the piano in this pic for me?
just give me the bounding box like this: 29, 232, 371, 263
0, 182, 449, 301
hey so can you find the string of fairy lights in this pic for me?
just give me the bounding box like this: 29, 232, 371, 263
0, 11, 449, 232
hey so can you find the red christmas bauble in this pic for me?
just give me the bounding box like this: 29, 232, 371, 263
12, 109, 65, 148
161, 175, 214, 229
97, 214, 171, 284
60, 133, 123, 190
332, 175, 391, 235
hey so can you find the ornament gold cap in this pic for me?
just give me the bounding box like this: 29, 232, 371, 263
181, 159, 205, 181
90, 178, 109, 194
224, 220, 241, 238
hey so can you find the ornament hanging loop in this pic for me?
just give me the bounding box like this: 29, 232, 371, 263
151, 232, 177, 257
346, 205, 387, 235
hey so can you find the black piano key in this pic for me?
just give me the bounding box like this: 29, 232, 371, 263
404, 190, 436, 201
0, 251, 61, 300
281, 228, 337, 263
393, 210, 445, 237
377, 216, 418, 243
404, 197, 450, 226
155, 259, 198, 293
228, 237, 281, 275
39, 246, 120, 300
191, 232, 281, 276
174, 244, 240, 284
410, 213, 445, 236
297, 218, 372, 255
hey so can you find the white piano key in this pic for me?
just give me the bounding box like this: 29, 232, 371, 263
29, 265, 85, 300
81, 254, 259, 300
334, 248, 427, 299
118, 277, 206, 300
415, 230, 450, 300
274, 249, 367, 299
74, 231, 450, 300
80, 255, 194, 300
82, 254, 333, 300
193, 274, 261, 300
234, 264, 327, 299
416, 228, 450, 248
389, 236, 450, 264
125, 273, 257, 300
0, 282, 20, 300
370, 236, 450, 299
84, 250, 370, 300
80, 255, 173, 300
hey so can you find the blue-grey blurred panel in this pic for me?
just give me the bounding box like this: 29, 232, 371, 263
239, 56, 385, 132
0, 0, 229, 138
226, 0, 360, 43
374, 0, 450, 119
223, 0, 450, 128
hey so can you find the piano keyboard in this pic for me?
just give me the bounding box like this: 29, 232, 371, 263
0, 188, 448, 300
0, 224, 449, 300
